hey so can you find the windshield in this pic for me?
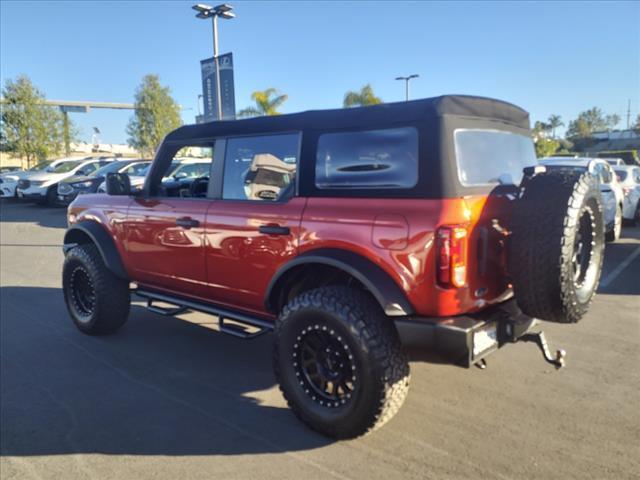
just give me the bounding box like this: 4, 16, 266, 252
53, 160, 84, 173
454, 129, 537, 186
30, 161, 53, 171
93, 161, 130, 177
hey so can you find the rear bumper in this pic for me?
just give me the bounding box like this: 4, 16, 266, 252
395, 298, 537, 367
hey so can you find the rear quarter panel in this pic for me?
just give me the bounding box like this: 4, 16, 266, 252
300, 197, 510, 317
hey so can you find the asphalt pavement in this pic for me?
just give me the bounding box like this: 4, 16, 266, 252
1, 200, 639, 480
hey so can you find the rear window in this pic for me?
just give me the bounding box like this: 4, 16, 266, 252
315, 127, 418, 189
454, 129, 536, 186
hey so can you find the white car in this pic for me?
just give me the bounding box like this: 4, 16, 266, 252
613, 165, 640, 225
0, 157, 81, 198
540, 157, 624, 241
603, 157, 626, 167
16, 158, 114, 205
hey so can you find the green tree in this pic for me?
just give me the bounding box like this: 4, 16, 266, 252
535, 138, 560, 158
1, 75, 66, 168
605, 113, 620, 131
126, 74, 182, 156
547, 114, 564, 138
343, 84, 382, 108
532, 120, 551, 139
566, 107, 607, 140
237, 88, 288, 117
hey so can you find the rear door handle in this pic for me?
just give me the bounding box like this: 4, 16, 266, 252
176, 217, 200, 229
259, 224, 290, 236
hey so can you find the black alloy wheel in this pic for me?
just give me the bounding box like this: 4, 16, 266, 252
572, 209, 595, 287
69, 265, 96, 319
294, 325, 357, 408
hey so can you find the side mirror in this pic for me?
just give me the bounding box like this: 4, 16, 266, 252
105, 172, 131, 196
174, 171, 188, 179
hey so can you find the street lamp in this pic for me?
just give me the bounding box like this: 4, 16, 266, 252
395, 74, 419, 102
192, 3, 235, 120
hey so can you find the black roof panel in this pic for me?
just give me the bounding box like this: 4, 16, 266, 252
166, 95, 530, 142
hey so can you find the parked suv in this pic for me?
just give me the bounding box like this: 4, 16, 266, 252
62, 96, 606, 438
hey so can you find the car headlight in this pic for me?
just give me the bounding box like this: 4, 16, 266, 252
72, 180, 94, 189
30, 180, 44, 187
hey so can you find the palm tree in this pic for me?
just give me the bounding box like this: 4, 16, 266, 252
548, 114, 564, 139
343, 84, 382, 108
237, 88, 288, 117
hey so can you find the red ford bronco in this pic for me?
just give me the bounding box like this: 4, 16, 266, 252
62, 96, 605, 438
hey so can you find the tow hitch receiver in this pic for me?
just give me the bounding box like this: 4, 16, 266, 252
521, 331, 566, 369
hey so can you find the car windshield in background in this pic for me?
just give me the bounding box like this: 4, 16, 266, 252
93, 161, 131, 177
454, 129, 536, 186
52, 160, 84, 173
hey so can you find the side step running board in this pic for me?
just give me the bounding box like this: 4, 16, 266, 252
136, 289, 273, 340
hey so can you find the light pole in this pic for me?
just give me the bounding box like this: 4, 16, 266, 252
395, 74, 419, 102
192, 4, 235, 120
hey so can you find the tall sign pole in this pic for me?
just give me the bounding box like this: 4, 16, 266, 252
212, 14, 223, 120
193, 4, 236, 123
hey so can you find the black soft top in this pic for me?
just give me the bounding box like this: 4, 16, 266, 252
165, 95, 529, 141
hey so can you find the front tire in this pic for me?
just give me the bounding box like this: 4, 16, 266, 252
63, 244, 130, 335
273, 286, 410, 439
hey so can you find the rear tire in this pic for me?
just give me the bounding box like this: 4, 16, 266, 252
63, 244, 130, 335
509, 171, 605, 323
273, 286, 410, 439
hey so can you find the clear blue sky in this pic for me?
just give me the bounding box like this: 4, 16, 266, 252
1, 1, 638, 144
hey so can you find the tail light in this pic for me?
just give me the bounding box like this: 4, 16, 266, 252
437, 225, 468, 288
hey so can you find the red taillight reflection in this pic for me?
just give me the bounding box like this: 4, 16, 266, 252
437, 225, 468, 288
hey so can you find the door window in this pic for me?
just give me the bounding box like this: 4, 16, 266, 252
222, 133, 300, 201
151, 146, 214, 198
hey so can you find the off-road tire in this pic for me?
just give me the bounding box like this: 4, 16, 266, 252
273, 286, 410, 439
509, 170, 605, 323
605, 204, 622, 242
63, 244, 130, 334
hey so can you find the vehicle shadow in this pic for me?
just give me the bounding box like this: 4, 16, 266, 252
0, 286, 332, 457
0, 199, 67, 229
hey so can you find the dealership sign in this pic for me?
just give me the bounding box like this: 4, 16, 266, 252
200, 52, 236, 122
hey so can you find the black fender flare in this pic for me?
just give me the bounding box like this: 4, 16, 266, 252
63, 221, 128, 280
265, 248, 414, 317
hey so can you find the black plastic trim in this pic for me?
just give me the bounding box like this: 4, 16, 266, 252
63, 221, 128, 279
265, 248, 415, 317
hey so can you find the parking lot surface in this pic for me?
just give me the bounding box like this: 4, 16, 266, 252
1, 200, 639, 480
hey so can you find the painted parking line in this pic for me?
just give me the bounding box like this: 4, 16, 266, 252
599, 245, 640, 288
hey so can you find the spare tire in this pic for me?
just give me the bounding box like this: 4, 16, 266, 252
509, 170, 604, 323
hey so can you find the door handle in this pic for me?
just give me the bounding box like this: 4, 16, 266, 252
259, 224, 290, 236
176, 217, 200, 229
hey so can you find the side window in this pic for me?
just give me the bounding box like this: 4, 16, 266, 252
315, 127, 418, 189
222, 133, 299, 201
126, 163, 149, 176
82, 162, 99, 175
153, 145, 214, 198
